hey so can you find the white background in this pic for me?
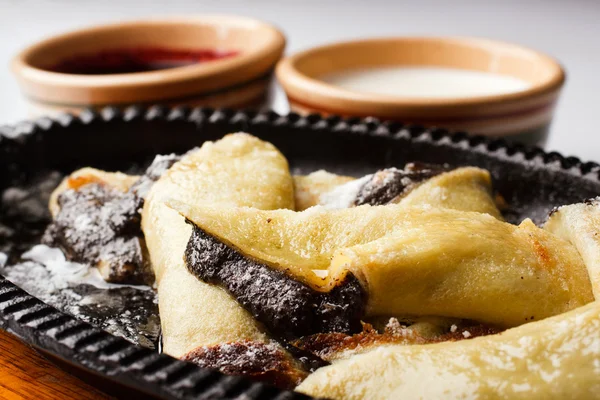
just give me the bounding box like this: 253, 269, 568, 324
0, 0, 598, 162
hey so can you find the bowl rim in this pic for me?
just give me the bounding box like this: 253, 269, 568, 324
11, 15, 286, 104
276, 36, 566, 113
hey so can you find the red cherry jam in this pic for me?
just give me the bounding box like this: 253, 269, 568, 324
48, 47, 238, 75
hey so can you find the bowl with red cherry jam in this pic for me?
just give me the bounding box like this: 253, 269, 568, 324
12, 16, 285, 116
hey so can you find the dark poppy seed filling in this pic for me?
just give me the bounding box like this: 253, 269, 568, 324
129, 153, 182, 199
42, 183, 149, 284
184, 223, 367, 341
42, 154, 181, 284
354, 163, 449, 206
281, 341, 330, 372
181, 340, 308, 390
293, 319, 502, 362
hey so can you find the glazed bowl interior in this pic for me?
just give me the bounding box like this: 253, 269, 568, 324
13, 16, 285, 107
284, 37, 564, 105
24, 18, 278, 72
277, 37, 565, 142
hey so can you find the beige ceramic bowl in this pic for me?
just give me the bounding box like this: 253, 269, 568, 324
277, 37, 565, 145
12, 16, 286, 116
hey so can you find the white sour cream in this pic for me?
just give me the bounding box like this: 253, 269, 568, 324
320, 67, 531, 98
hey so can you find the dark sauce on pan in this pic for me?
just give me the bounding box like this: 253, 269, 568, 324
48, 47, 238, 75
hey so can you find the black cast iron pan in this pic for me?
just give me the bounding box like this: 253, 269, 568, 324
0, 106, 599, 399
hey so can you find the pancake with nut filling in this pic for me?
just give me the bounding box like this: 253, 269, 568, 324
545, 198, 600, 298
142, 133, 313, 387
174, 202, 592, 335
296, 298, 600, 400
298, 165, 503, 219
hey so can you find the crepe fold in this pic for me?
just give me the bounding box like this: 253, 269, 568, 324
142, 133, 295, 358
174, 203, 593, 329
296, 300, 600, 399
396, 166, 502, 218
545, 198, 600, 298
295, 166, 502, 219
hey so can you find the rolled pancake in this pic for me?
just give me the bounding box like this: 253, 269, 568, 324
175, 203, 593, 328
331, 213, 592, 327
297, 300, 600, 399
398, 167, 502, 219
45, 168, 149, 284
142, 133, 295, 358
312, 167, 502, 218
292, 166, 501, 339
545, 198, 600, 298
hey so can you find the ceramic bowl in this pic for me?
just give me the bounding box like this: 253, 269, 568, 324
276, 37, 565, 145
12, 16, 286, 116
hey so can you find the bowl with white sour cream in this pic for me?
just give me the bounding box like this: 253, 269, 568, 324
276, 37, 565, 146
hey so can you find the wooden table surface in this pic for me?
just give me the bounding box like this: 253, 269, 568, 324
0, 329, 110, 400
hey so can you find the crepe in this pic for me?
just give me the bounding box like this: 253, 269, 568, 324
300, 166, 502, 218
296, 300, 600, 400
332, 213, 592, 327
545, 198, 600, 298
142, 133, 295, 358
398, 167, 502, 218
45, 168, 149, 284
290, 165, 502, 340
175, 203, 593, 328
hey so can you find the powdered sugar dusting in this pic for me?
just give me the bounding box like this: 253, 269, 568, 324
312, 269, 329, 278
22, 244, 151, 291
2, 248, 159, 348
4, 261, 67, 294
129, 153, 182, 199
319, 175, 372, 209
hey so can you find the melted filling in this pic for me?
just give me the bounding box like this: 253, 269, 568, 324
42, 183, 147, 284
184, 223, 367, 340
294, 319, 502, 362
